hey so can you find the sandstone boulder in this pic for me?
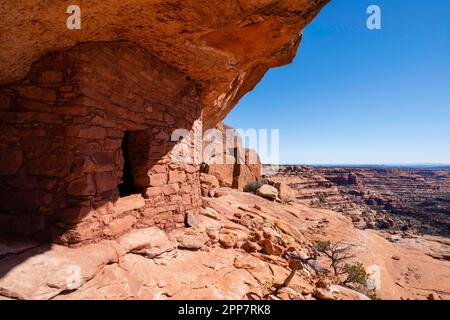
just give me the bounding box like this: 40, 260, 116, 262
276, 182, 296, 203
256, 185, 280, 201
200, 173, 220, 196
118, 227, 177, 264
262, 227, 283, 244
207, 163, 235, 188
185, 211, 198, 228
0, 242, 119, 300
233, 254, 274, 287
170, 229, 209, 250
219, 233, 237, 248
241, 241, 262, 253
105, 215, 137, 237
329, 285, 371, 300
260, 239, 284, 256
195, 214, 223, 243
200, 173, 220, 188
313, 288, 335, 300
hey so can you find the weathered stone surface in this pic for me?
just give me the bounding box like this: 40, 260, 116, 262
262, 227, 283, 244
313, 288, 335, 300
207, 164, 235, 188
199, 173, 220, 188
185, 211, 198, 228
170, 229, 208, 250
199, 173, 221, 196
113, 194, 146, 214
28, 155, 71, 178
0, 242, 119, 299
52, 221, 103, 244
66, 126, 107, 139
95, 172, 117, 194
260, 239, 283, 256
118, 227, 177, 264
195, 213, 222, 243
144, 184, 180, 197
0, 238, 40, 258
329, 285, 371, 300
256, 185, 280, 201
66, 175, 96, 196
149, 174, 168, 187
168, 170, 186, 184
240, 241, 262, 253
56, 206, 95, 224
0, 150, 23, 175
276, 182, 296, 203
203, 123, 262, 191
219, 233, 237, 248
1, 184, 449, 300
105, 215, 137, 237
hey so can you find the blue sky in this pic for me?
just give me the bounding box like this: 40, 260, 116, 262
224, 0, 450, 165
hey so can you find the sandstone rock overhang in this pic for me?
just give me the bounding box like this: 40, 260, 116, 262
0, 1, 329, 245
0, 0, 329, 127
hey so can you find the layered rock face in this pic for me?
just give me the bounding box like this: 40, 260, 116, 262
0, 1, 328, 244
267, 166, 395, 230
268, 166, 358, 212
202, 123, 262, 191
317, 167, 450, 236
269, 165, 450, 236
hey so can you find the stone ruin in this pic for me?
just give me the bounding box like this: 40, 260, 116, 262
0, 0, 329, 246
0, 42, 203, 245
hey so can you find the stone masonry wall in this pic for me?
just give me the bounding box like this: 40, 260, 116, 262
0, 41, 202, 245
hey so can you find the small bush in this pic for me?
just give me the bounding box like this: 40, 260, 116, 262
366, 291, 380, 300
314, 240, 332, 252
243, 180, 268, 193
317, 193, 326, 203
343, 262, 368, 286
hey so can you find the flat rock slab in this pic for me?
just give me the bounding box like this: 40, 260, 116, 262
0, 227, 179, 300
0, 238, 41, 259
55, 248, 263, 300
0, 242, 119, 299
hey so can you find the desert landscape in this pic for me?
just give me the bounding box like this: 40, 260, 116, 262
0, 0, 449, 302
1, 135, 449, 300
272, 165, 450, 237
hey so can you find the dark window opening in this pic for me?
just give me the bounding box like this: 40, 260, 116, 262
119, 131, 137, 197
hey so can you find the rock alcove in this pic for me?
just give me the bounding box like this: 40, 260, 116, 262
0, 0, 329, 245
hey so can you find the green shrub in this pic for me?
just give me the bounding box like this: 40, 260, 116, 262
314, 240, 332, 252
366, 291, 380, 300
243, 180, 268, 193
343, 262, 368, 286
317, 193, 326, 203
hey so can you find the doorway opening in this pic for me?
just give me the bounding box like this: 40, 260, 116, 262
119, 131, 137, 197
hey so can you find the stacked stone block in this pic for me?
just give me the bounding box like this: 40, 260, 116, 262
0, 42, 202, 245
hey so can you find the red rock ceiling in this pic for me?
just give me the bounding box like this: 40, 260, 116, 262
0, 0, 329, 127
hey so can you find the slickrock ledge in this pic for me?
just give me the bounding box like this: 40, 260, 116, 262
0, 0, 329, 126
2, 189, 449, 300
